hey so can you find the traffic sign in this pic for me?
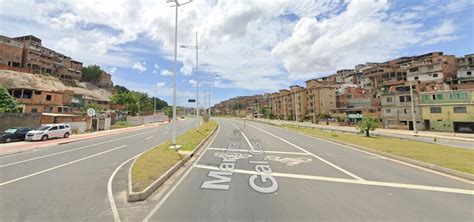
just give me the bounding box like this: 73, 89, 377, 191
87, 108, 96, 117
188, 99, 196, 103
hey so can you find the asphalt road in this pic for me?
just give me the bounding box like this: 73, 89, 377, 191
0, 118, 198, 221
146, 118, 474, 221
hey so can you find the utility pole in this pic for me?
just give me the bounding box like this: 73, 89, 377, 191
154, 84, 157, 116
312, 88, 316, 124
409, 81, 418, 134
168, 0, 192, 149
180, 31, 200, 129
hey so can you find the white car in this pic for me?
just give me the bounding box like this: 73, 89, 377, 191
25, 124, 72, 141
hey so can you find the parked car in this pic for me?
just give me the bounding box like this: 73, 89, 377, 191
25, 124, 71, 141
1, 127, 32, 143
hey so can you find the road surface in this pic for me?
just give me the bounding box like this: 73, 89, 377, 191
146, 118, 473, 221
0, 118, 198, 221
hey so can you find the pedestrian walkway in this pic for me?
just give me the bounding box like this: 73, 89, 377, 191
247, 118, 474, 143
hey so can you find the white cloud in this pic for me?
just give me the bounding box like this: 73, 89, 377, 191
160, 69, 173, 76
110, 67, 117, 74
156, 82, 166, 88
132, 61, 147, 72
0, 0, 469, 91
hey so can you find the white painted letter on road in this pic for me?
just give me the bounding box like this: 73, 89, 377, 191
201, 171, 233, 190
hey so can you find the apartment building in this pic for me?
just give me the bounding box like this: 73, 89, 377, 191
332, 87, 381, 123
419, 89, 474, 133
7, 88, 74, 113
381, 85, 423, 130
0, 35, 83, 80
455, 54, 474, 84
305, 79, 336, 122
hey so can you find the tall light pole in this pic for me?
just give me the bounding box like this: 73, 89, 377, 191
167, 0, 192, 148
180, 31, 200, 128
154, 84, 157, 116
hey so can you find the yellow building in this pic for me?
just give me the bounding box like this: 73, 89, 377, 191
419, 90, 474, 133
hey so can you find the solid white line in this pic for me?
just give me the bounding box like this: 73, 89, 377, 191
193, 164, 474, 195
0, 145, 127, 186
145, 136, 153, 140
142, 122, 221, 222
274, 124, 474, 185
207, 147, 310, 155
0, 130, 156, 168
107, 153, 143, 222
239, 121, 364, 181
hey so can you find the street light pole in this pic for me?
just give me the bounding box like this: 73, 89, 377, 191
154, 84, 157, 116
180, 32, 200, 128
168, 0, 192, 148
409, 81, 418, 134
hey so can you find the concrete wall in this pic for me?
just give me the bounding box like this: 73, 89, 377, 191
67, 122, 87, 134
0, 113, 42, 131
126, 114, 167, 126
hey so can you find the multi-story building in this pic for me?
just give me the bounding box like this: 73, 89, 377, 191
332, 87, 381, 123
0, 35, 84, 80
455, 54, 474, 84
406, 52, 457, 84
419, 89, 474, 133
305, 79, 336, 122
7, 88, 74, 113
0, 35, 24, 68
381, 85, 423, 130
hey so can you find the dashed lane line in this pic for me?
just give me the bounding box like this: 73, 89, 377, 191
193, 164, 474, 196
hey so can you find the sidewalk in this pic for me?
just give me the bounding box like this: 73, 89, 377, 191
0, 121, 170, 157
248, 118, 474, 142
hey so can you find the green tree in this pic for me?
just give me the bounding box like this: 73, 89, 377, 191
356, 116, 380, 137
0, 86, 19, 113
261, 107, 271, 118
82, 65, 102, 82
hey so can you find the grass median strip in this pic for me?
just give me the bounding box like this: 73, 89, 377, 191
284, 125, 474, 175
131, 120, 217, 192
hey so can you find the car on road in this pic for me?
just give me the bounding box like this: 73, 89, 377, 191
25, 124, 72, 141
1, 127, 33, 143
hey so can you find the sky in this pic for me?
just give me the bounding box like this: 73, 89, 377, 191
1, 0, 473, 107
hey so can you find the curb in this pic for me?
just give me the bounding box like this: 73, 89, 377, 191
127, 122, 219, 202
248, 119, 474, 182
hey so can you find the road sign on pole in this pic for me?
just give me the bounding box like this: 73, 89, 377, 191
188, 99, 196, 103
87, 108, 96, 117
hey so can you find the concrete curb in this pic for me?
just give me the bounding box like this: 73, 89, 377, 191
127, 122, 219, 202
248, 119, 474, 182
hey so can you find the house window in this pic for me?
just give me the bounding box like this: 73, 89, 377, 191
467, 71, 472, 76
386, 109, 391, 113
386, 97, 393, 103
31, 108, 37, 113
453, 107, 467, 113
430, 107, 442, 113
414, 76, 419, 80
46, 95, 52, 101
435, 94, 443, 100
432, 73, 438, 78
422, 95, 430, 101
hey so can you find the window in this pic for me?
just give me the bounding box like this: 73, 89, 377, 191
432, 73, 438, 78
453, 107, 467, 113
435, 94, 443, 100
430, 107, 442, 113
404, 109, 408, 114
466, 71, 472, 76
386, 97, 393, 103
31, 108, 37, 113
450, 92, 468, 99
399, 96, 405, 102
414, 76, 419, 80
59, 125, 65, 130
58, 107, 63, 112
49, 126, 58, 131
46, 95, 52, 101
422, 95, 430, 101
386, 109, 391, 113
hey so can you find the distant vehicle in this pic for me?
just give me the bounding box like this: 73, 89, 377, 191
1, 127, 32, 143
25, 124, 71, 141
457, 126, 473, 133
180, 116, 185, 119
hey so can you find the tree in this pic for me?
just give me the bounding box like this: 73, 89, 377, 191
82, 65, 102, 83
261, 107, 271, 118
356, 116, 380, 137
0, 86, 19, 113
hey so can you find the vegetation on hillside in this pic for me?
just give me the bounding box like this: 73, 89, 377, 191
110, 85, 168, 116
82, 65, 102, 83
0, 86, 19, 113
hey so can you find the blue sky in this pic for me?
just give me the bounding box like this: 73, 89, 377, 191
1, 0, 473, 107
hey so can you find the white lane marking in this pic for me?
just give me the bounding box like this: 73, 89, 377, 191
0, 145, 127, 186
238, 120, 364, 181
193, 164, 474, 195
107, 153, 143, 222
207, 147, 310, 156
234, 125, 255, 151
0, 130, 156, 168
273, 124, 474, 185
143, 122, 221, 222
145, 136, 153, 140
